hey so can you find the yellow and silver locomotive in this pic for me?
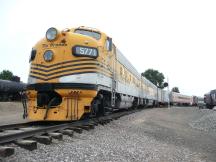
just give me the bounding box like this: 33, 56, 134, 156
27, 26, 166, 121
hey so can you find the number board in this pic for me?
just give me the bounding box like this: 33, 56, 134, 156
72, 46, 98, 58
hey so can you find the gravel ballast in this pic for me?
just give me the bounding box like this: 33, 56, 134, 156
190, 109, 216, 132
4, 107, 214, 162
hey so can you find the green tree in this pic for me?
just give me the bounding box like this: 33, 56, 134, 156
141, 69, 165, 88
172, 87, 180, 93
0, 70, 13, 81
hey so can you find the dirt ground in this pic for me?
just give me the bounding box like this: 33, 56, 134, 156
0, 102, 28, 125
138, 107, 216, 162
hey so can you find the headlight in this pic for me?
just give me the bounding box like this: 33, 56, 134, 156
46, 27, 58, 41
44, 50, 54, 62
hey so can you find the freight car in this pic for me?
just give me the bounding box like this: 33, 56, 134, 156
204, 90, 216, 109
0, 79, 26, 101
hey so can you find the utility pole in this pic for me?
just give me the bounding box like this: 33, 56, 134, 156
157, 83, 159, 108
167, 77, 170, 108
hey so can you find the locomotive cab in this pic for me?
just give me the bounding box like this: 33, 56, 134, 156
27, 26, 114, 121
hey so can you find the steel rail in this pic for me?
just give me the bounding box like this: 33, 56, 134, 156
0, 108, 141, 145
0, 120, 92, 144
0, 122, 36, 131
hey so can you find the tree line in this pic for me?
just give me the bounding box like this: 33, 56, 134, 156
142, 69, 180, 93
0, 70, 21, 82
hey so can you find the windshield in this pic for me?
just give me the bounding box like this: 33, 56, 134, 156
75, 29, 101, 40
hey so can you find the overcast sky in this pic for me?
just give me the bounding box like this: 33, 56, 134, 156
0, 0, 215, 96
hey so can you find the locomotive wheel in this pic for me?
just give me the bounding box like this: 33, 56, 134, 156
91, 94, 105, 117
98, 99, 105, 116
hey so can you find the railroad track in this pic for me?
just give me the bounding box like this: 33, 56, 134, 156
0, 108, 142, 158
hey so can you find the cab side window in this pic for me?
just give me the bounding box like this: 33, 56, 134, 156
106, 37, 112, 51
106, 39, 110, 51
